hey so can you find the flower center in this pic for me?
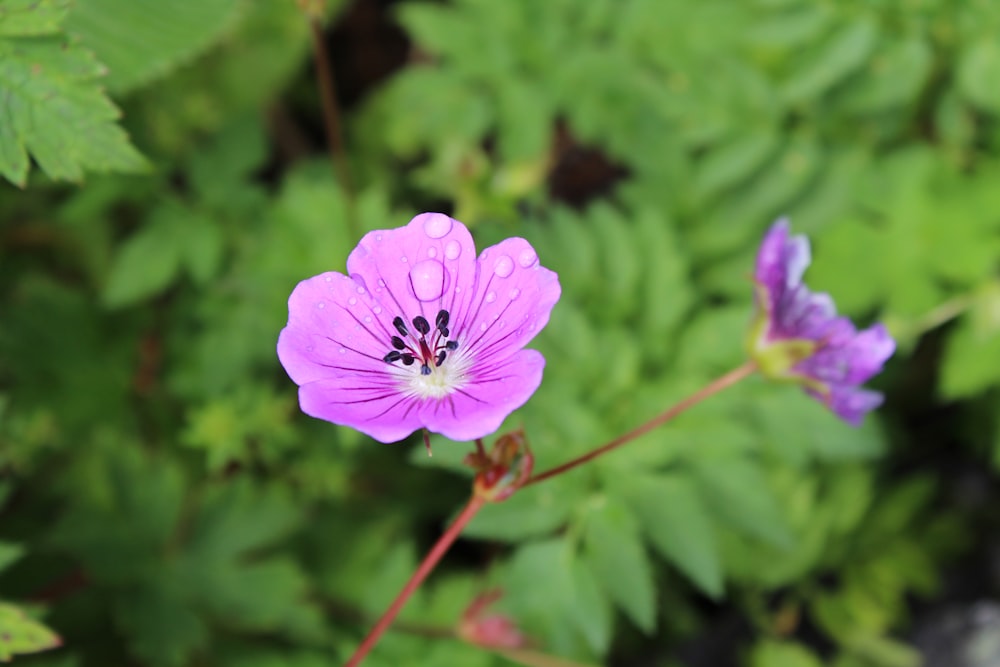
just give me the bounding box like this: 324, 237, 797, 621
383, 309, 468, 399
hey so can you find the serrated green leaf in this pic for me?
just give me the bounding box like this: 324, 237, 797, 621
582, 498, 656, 633
841, 38, 932, 113
114, 584, 207, 667
0, 34, 145, 186
65, 0, 241, 93
694, 131, 780, 199
624, 473, 722, 598
0, 603, 61, 662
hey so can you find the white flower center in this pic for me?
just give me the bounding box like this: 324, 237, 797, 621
400, 350, 474, 400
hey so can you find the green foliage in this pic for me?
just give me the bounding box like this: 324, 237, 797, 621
0, 0, 147, 187
2, 0, 999, 665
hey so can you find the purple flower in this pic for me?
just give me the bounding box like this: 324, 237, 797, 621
277, 213, 561, 443
748, 218, 895, 425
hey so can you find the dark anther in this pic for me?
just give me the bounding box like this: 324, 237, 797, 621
393, 316, 409, 337
413, 315, 430, 336
401, 353, 415, 366
436, 309, 450, 329
436, 351, 447, 366
439, 327, 450, 338
446, 341, 459, 351
391, 335, 406, 350
383, 351, 402, 363
420, 364, 432, 375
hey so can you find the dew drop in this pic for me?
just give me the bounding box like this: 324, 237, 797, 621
339, 348, 347, 354
348, 297, 357, 306
378, 279, 386, 287
364, 316, 372, 323
428, 246, 437, 258
499, 321, 506, 329
455, 286, 462, 294
422, 213, 453, 239
518, 248, 538, 268
410, 259, 450, 302
373, 306, 382, 314
317, 302, 325, 309
485, 291, 497, 303
376, 234, 383, 242
444, 239, 462, 260
356, 286, 365, 294
509, 288, 521, 300
493, 255, 514, 278
401, 256, 408, 263
480, 322, 488, 331
324, 276, 332, 283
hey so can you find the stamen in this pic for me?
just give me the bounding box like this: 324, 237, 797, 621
413, 316, 430, 336
420, 364, 432, 375
393, 317, 409, 337
446, 341, 459, 351
384, 351, 402, 363
436, 310, 450, 329
436, 351, 447, 366
401, 353, 415, 365
391, 335, 406, 350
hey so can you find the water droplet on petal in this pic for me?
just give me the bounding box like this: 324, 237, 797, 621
518, 248, 538, 268
401, 256, 408, 263
378, 279, 386, 287
493, 255, 514, 278
509, 288, 520, 300
445, 240, 461, 260
499, 321, 506, 328
422, 213, 453, 239
324, 276, 332, 283
480, 322, 488, 331
348, 297, 356, 306
427, 247, 437, 258
373, 306, 382, 314
364, 316, 372, 323
376, 234, 383, 242
339, 348, 347, 354
485, 291, 497, 303
317, 302, 325, 309
410, 259, 450, 302
356, 286, 365, 294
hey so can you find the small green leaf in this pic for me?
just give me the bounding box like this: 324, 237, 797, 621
958, 39, 1000, 113
782, 18, 878, 104
940, 284, 1000, 399
0, 603, 61, 662
693, 459, 794, 549
0, 542, 25, 573
749, 640, 823, 667
624, 473, 723, 598
103, 212, 185, 307
0, 0, 72, 36
693, 131, 780, 199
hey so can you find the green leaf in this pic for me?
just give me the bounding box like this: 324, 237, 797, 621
582, 497, 657, 633
103, 209, 186, 307
0, 603, 61, 662
0, 0, 71, 36
623, 473, 722, 598
749, 640, 823, 667
65, 0, 242, 93
958, 39, 1000, 113
692, 459, 794, 549
693, 131, 780, 200
782, 17, 878, 104
0, 542, 25, 573
114, 583, 207, 667
0, 24, 145, 186
940, 283, 1000, 399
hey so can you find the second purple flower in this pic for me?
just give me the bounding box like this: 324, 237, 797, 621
277, 213, 561, 443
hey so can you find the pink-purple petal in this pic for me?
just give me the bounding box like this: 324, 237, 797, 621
419, 349, 546, 441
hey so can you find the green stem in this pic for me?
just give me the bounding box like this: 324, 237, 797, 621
343, 495, 486, 667
525, 361, 757, 486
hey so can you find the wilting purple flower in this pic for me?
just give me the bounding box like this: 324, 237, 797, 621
277, 213, 561, 443
748, 218, 895, 425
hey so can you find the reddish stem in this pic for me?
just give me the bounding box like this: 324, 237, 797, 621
343, 496, 487, 667
525, 361, 757, 486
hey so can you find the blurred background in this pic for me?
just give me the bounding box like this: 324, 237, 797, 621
2, 0, 1000, 665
